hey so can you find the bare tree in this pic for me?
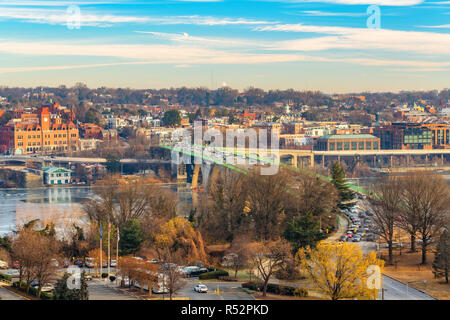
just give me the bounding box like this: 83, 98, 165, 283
369, 176, 403, 265
33, 235, 60, 296
251, 240, 291, 297
159, 249, 185, 300
245, 170, 292, 241
401, 172, 450, 264
84, 176, 177, 231
203, 170, 250, 242
225, 236, 253, 278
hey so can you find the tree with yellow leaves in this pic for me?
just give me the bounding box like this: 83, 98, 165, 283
297, 241, 384, 300
154, 217, 207, 264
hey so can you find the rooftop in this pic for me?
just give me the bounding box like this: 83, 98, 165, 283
319, 134, 378, 140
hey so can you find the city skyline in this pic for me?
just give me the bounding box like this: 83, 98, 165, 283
0, 0, 449, 93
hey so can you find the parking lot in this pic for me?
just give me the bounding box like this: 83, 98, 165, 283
175, 278, 255, 300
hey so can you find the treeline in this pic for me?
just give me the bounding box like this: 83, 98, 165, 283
1, 84, 448, 110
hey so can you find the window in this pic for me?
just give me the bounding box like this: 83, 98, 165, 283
366, 141, 372, 150
373, 141, 379, 149
358, 141, 364, 150
351, 141, 357, 150
337, 142, 342, 150
344, 142, 350, 150
329, 142, 335, 151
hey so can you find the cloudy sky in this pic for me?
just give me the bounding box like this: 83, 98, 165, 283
0, 0, 449, 93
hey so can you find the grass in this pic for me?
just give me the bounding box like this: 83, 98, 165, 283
381, 249, 450, 300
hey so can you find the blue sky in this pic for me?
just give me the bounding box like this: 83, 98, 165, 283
0, 0, 449, 93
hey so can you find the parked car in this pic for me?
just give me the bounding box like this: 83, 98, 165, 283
0, 260, 8, 269
110, 260, 117, 267
194, 284, 208, 293
5, 269, 19, 276
352, 235, 362, 242
346, 231, 353, 238
339, 235, 348, 242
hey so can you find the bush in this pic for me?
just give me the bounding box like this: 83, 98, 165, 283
40, 291, 53, 300
0, 273, 12, 282
293, 288, 308, 297
199, 269, 229, 280
109, 275, 116, 282
242, 281, 263, 291
101, 273, 108, 279
218, 276, 238, 282
242, 281, 307, 297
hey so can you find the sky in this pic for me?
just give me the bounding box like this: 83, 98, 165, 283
0, 0, 449, 93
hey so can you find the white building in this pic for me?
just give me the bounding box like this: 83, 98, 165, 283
43, 166, 72, 185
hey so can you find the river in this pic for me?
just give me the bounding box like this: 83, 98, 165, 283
0, 183, 193, 236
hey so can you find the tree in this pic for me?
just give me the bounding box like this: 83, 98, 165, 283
162, 109, 181, 127
201, 170, 249, 242
283, 213, 326, 254
297, 241, 384, 300
400, 172, 450, 263
54, 271, 89, 300
251, 240, 291, 297
33, 235, 60, 296
158, 249, 185, 300
433, 230, 450, 283
105, 155, 121, 174
245, 170, 291, 241
11, 229, 40, 294
368, 176, 403, 265
119, 220, 144, 256
330, 162, 355, 211
83, 176, 176, 231
293, 173, 338, 218
154, 217, 207, 264
225, 236, 253, 278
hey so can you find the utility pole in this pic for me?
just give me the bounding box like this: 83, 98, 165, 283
107, 221, 111, 281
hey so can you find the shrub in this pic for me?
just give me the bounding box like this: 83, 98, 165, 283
242, 281, 306, 297
242, 281, 263, 291
199, 269, 229, 280
101, 273, 108, 279
293, 288, 308, 297
40, 291, 53, 300
0, 273, 12, 282
109, 275, 116, 282
218, 276, 238, 282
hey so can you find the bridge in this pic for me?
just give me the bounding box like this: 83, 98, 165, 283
0, 155, 171, 165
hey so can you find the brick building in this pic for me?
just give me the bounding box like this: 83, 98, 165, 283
0, 106, 79, 155
315, 134, 380, 151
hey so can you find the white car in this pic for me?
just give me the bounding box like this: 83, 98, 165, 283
0, 260, 8, 269
110, 260, 117, 267
194, 284, 208, 293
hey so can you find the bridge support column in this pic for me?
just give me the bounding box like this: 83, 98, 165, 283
192, 164, 200, 188
442, 154, 444, 166
322, 154, 325, 168
390, 155, 393, 167
310, 154, 314, 168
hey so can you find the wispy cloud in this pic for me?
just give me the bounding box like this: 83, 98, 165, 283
255, 24, 450, 55
273, 0, 424, 6
298, 10, 366, 17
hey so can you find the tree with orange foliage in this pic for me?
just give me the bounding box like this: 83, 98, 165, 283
154, 217, 207, 264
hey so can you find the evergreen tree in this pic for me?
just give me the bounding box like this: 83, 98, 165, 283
433, 230, 450, 283
53, 273, 72, 300
283, 213, 326, 253
105, 154, 121, 173
53, 272, 89, 300
119, 219, 144, 256
330, 162, 355, 211
162, 109, 181, 127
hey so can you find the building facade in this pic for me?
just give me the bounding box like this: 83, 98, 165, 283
315, 134, 380, 151
0, 106, 79, 155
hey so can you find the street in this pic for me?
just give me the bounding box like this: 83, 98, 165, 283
175, 279, 254, 301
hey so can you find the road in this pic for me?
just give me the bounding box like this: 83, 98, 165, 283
88, 279, 139, 300
0, 284, 27, 300
175, 279, 254, 300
